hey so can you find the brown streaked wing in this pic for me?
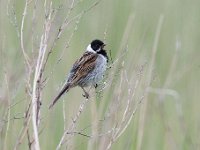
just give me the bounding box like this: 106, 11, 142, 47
69, 52, 98, 86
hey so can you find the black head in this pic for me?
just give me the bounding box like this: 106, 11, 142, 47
90, 39, 108, 62
91, 39, 105, 51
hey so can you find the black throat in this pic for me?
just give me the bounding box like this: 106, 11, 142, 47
97, 49, 109, 62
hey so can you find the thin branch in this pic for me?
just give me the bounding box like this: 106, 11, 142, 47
56, 97, 90, 150
30, 1, 54, 149
66, 131, 91, 138
3, 73, 11, 150
105, 64, 145, 150
20, 0, 31, 68
14, 101, 31, 150
62, 99, 66, 130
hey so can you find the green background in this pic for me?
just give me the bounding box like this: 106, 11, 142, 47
0, 0, 200, 149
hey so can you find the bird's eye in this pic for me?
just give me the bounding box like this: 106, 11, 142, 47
95, 45, 100, 50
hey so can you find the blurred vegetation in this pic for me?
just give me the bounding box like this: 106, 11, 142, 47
0, 0, 200, 149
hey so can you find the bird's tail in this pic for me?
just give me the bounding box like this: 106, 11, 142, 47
49, 83, 71, 109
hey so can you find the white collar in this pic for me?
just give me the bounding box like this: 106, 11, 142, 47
86, 44, 96, 53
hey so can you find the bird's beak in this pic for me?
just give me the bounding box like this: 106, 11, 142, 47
102, 44, 106, 48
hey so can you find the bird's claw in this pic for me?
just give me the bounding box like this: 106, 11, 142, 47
82, 92, 89, 99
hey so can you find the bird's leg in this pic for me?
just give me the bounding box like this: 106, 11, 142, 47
81, 87, 90, 99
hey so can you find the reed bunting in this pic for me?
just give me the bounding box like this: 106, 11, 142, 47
49, 39, 108, 108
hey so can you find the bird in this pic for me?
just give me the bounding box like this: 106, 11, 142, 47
49, 39, 108, 109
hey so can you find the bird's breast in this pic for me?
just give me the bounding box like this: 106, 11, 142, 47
78, 54, 107, 87
92, 54, 107, 82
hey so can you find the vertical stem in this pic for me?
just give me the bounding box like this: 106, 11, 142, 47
31, 49, 41, 150
3, 73, 11, 150
136, 14, 164, 150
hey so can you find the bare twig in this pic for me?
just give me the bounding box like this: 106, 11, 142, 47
62, 99, 66, 130
29, 1, 55, 149
103, 24, 108, 42
14, 101, 31, 149
56, 97, 90, 150
105, 64, 145, 150
66, 131, 91, 138
3, 73, 11, 150
20, 0, 31, 68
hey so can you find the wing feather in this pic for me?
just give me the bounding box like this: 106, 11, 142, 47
49, 52, 97, 109
67, 52, 97, 86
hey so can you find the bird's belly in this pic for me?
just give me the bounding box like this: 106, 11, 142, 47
78, 55, 107, 87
